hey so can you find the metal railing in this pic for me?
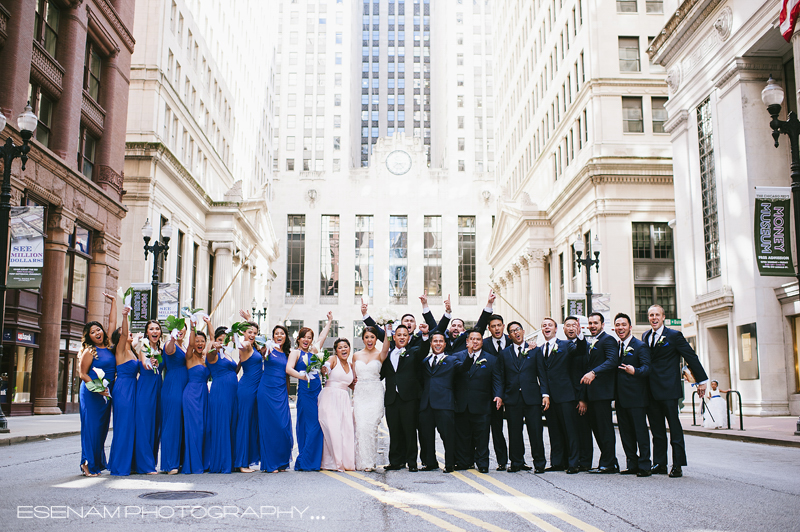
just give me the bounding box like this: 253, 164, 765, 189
691, 389, 744, 431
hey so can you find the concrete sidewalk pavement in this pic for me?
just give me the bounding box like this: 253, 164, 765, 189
0, 413, 90, 446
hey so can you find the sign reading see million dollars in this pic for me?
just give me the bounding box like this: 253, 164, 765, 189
8, 207, 45, 289
754, 187, 795, 277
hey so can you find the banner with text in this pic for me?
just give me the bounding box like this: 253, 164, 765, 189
158, 283, 180, 321
130, 283, 152, 333
754, 187, 795, 277
8, 207, 45, 289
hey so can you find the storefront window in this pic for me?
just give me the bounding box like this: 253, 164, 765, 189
13, 346, 34, 403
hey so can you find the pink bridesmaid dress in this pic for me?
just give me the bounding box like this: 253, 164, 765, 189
318, 362, 356, 471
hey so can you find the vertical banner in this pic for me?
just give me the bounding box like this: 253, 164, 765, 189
157, 283, 180, 321
130, 283, 152, 333
754, 187, 795, 276
8, 207, 45, 288
566, 293, 586, 317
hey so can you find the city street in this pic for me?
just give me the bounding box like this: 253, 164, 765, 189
2, 427, 798, 532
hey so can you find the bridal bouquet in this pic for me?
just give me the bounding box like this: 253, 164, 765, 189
136, 334, 161, 374
372, 307, 397, 326
302, 349, 331, 387
85, 367, 112, 403
163, 314, 187, 340
223, 321, 252, 356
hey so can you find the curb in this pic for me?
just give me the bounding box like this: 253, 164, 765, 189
0, 427, 114, 447
683, 428, 800, 449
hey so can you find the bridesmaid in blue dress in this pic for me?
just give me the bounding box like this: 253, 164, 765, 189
182, 325, 210, 474
258, 325, 293, 472
161, 322, 189, 473
108, 306, 139, 476
78, 292, 117, 477
234, 321, 263, 472
206, 319, 238, 473
134, 320, 163, 474
286, 313, 334, 471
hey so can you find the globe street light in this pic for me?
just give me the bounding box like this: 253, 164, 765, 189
0, 103, 38, 431
142, 218, 173, 320
251, 297, 268, 326
761, 75, 800, 435
574, 235, 602, 316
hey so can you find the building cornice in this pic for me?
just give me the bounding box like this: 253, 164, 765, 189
690, 286, 734, 316
664, 110, 690, 135
648, 0, 726, 66
775, 281, 799, 304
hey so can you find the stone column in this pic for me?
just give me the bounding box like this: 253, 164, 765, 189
519, 258, 530, 325
496, 279, 507, 318
506, 271, 516, 322
33, 209, 74, 414
0, 2, 35, 119
211, 242, 234, 324
527, 249, 548, 330
86, 233, 110, 326
793, 30, 800, 111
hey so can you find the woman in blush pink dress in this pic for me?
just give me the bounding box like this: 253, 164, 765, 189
318, 338, 357, 471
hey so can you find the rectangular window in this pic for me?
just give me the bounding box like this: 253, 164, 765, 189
646, 0, 664, 13
176, 230, 184, 301
62, 225, 92, 307
34, 0, 60, 57
355, 215, 374, 299
635, 286, 676, 324
618, 37, 640, 72
622, 97, 643, 133
616, 0, 637, 12
84, 40, 102, 101
458, 216, 476, 297
423, 216, 442, 296
286, 158, 295, 171
78, 127, 97, 180
320, 215, 340, 298
28, 84, 53, 147
389, 215, 408, 302
652, 96, 668, 133
286, 215, 306, 296
697, 97, 721, 278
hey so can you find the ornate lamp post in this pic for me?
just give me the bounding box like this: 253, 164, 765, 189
251, 297, 268, 326
0, 103, 38, 431
573, 235, 602, 316
142, 218, 173, 320
761, 76, 800, 435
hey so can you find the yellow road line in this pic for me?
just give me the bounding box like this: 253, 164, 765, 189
321, 471, 468, 532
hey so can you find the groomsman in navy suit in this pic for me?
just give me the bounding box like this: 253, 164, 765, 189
564, 316, 593, 471
418, 331, 473, 472
613, 313, 652, 477
643, 304, 708, 478
481, 313, 510, 471
500, 321, 549, 473
455, 329, 504, 473
580, 312, 620, 473
438, 292, 495, 355
362, 295, 439, 348
537, 317, 581, 474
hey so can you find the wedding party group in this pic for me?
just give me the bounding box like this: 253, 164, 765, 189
77, 288, 708, 479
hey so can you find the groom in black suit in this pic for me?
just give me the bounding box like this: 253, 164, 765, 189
579, 312, 619, 473
643, 304, 708, 478
381, 323, 431, 471
362, 296, 439, 348
481, 313, 510, 471
418, 331, 473, 472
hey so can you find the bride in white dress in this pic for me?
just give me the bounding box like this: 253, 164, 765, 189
352, 324, 392, 471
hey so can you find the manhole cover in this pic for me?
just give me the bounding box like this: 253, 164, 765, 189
139, 491, 217, 500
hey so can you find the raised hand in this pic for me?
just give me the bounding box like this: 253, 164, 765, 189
487, 289, 496, 307
239, 309, 252, 321
102, 291, 115, 300
386, 322, 393, 336
121, 306, 130, 317
419, 294, 428, 307
444, 294, 452, 314
361, 297, 368, 317
418, 323, 429, 335
326, 311, 333, 323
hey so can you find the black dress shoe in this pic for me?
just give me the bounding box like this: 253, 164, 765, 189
507, 466, 521, 473
519, 464, 532, 471
454, 465, 469, 471
589, 466, 619, 474
578, 465, 591, 472
496, 464, 507, 471
636, 470, 652, 477
545, 466, 565, 472
408, 466, 419, 472
443, 466, 454, 473
669, 466, 682, 478
478, 467, 489, 474
421, 466, 439, 472
385, 464, 404, 471
651, 464, 668, 475
566, 467, 580, 474
534, 467, 545, 474
620, 469, 639, 475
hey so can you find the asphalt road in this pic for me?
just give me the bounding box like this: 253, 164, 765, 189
1, 424, 798, 532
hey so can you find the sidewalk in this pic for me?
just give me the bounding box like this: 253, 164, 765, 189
680, 413, 800, 448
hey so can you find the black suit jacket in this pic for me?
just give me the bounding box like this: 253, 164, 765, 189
441, 308, 493, 354
643, 327, 708, 401
482, 335, 510, 357
419, 351, 473, 411
570, 337, 589, 402
585, 331, 619, 401
453, 349, 504, 415
380, 339, 431, 405
364, 310, 440, 348
615, 337, 650, 409
538, 339, 578, 404
499, 343, 549, 406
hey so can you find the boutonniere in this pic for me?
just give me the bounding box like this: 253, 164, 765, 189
589, 339, 598, 350
656, 337, 668, 347
399, 347, 408, 357
476, 358, 487, 365
624, 346, 634, 356
551, 343, 559, 353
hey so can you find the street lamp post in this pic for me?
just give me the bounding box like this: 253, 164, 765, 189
761, 76, 800, 436
573, 235, 602, 316
142, 218, 173, 321
251, 297, 268, 326
0, 103, 38, 432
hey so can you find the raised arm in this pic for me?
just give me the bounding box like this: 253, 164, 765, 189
316, 311, 334, 351
378, 323, 393, 362
164, 332, 177, 355
419, 294, 438, 331
285, 349, 308, 381
361, 298, 387, 342
115, 306, 131, 361
104, 292, 117, 337
474, 290, 496, 335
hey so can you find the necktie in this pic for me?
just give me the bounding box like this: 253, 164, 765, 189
619, 342, 625, 359
544, 343, 550, 360
650, 332, 656, 348
517, 346, 522, 357
496, 339, 501, 352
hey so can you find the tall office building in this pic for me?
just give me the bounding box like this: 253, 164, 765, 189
269, 0, 494, 345
122, 0, 278, 328
487, 0, 676, 337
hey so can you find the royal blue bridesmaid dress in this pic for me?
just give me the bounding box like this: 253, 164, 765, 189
234, 353, 262, 469
160, 345, 189, 472
134, 358, 162, 473
108, 359, 138, 475
258, 348, 293, 472
207, 354, 238, 473
79, 347, 116, 475
293, 351, 323, 471
182, 364, 210, 474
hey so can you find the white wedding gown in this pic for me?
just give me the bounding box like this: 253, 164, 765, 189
353, 359, 385, 470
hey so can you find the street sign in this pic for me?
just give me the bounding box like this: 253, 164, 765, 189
666, 318, 682, 327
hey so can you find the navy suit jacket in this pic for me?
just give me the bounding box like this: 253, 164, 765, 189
440, 309, 493, 354
570, 337, 589, 402
453, 349, 504, 415
585, 331, 619, 401
643, 327, 708, 401
615, 337, 651, 409
419, 351, 473, 411
482, 334, 510, 357
380, 339, 431, 405
364, 310, 440, 347
538, 339, 578, 404
499, 343, 549, 406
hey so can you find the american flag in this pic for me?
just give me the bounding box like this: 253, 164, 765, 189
781, 0, 800, 41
